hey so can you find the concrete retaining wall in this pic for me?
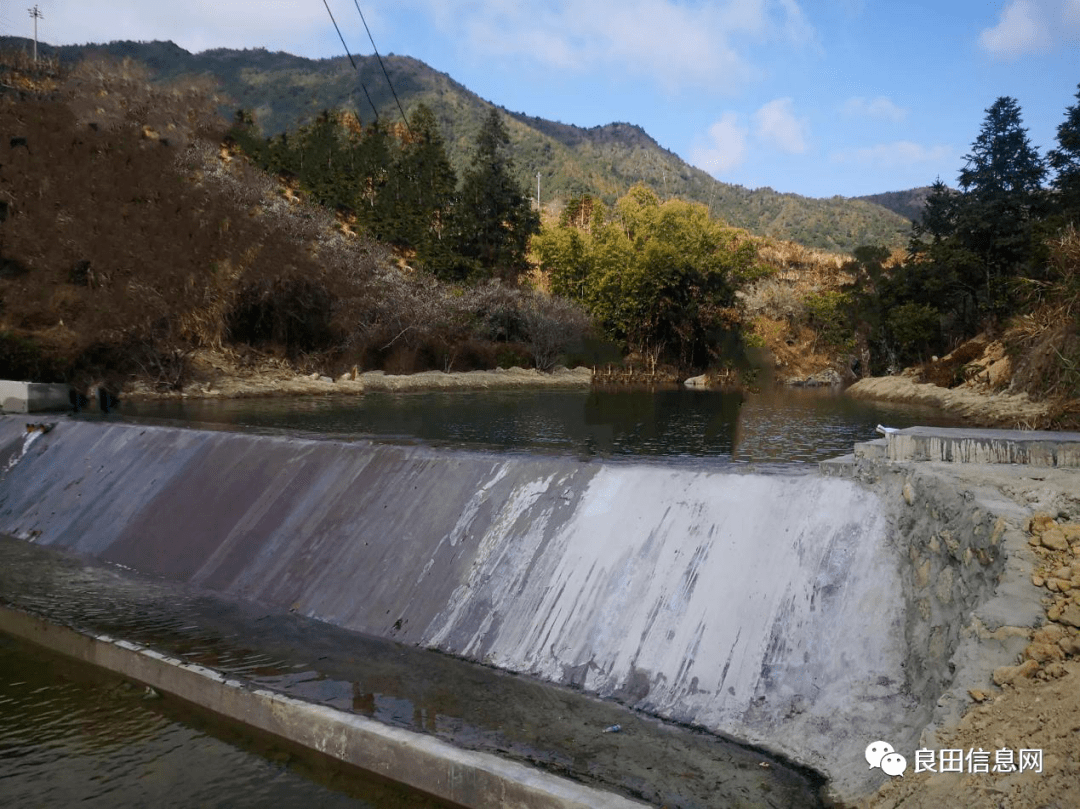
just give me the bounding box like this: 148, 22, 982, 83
0, 380, 71, 413
0, 415, 1028, 802
886, 426, 1080, 467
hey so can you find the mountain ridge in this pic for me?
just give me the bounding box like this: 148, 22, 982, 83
1, 36, 923, 253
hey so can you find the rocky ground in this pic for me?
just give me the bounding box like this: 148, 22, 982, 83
862, 506, 1080, 809
845, 333, 1077, 429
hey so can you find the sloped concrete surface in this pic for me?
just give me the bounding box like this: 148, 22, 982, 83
1, 414, 1055, 803
0, 534, 824, 808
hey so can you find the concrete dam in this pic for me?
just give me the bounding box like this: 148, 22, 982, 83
0, 415, 1055, 805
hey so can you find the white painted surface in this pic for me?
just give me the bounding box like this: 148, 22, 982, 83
422, 466, 907, 782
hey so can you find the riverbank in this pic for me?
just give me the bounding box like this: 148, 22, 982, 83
122, 349, 592, 400
860, 497, 1080, 809
846, 372, 1053, 427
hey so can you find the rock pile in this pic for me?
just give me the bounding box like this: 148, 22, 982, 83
993, 514, 1080, 687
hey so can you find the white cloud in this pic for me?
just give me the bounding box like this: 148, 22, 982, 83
753, 97, 807, 154
690, 113, 749, 174
413, 0, 819, 93
841, 96, 907, 123
27, 1, 820, 95
978, 0, 1080, 58
23, 1, 343, 58
830, 141, 952, 167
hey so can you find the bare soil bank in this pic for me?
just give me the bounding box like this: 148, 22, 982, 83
123, 350, 592, 400
846, 373, 1053, 427
858, 464, 1080, 809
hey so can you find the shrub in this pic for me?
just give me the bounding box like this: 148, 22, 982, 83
805, 290, 855, 351
520, 293, 591, 370
887, 302, 942, 362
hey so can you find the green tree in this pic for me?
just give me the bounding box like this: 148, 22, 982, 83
350, 119, 395, 238
387, 104, 458, 270
956, 96, 1048, 317
451, 108, 540, 282
295, 109, 351, 211
534, 185, 747, 369
1049, 83, 1080, 223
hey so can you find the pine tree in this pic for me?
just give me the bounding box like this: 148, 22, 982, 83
450, 108, 539, 282
350, 119, 394, 237
1049, 83, 1080, 222
385, 103, 457, 266
956, 96, 1048, 317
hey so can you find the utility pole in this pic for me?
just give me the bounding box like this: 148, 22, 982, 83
28, 5, 43, 62
536, 172, 541, 210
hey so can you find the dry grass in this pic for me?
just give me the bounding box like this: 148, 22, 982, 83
0, 52, 591, 389
1005, 227, 1080, 426
755, 239, 851, 284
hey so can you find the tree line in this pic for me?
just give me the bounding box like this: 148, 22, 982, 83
840, 85, 1080, 372
229, 104, 539, 283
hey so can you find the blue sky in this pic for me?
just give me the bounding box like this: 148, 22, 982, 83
8, 1, 1079, 198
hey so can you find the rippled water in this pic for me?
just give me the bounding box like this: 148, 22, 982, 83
123, 383, 961, 464
0, 632, 448, 808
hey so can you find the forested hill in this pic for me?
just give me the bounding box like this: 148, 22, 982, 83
854, 187, 934, 222
4, 36, 915, 253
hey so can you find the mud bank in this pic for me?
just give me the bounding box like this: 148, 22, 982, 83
0, 415, 1073, 804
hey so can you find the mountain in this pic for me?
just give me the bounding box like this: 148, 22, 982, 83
3, 36, 917, 254
854, 187, 934, 223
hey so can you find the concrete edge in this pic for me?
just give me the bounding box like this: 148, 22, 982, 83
0, 380, 71, 413
0, 605, 648, 809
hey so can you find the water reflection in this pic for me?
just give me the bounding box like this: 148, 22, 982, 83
0, 632, 447, 808
123, 383, 961, 464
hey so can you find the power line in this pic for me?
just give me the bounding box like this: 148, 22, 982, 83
320, 0, 378, 124
351, 0, 411, 135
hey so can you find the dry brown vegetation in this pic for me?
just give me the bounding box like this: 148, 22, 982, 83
0, 53, 590, 393
739, 239, 861, 383
909, 229, 1080, 429
1005, 228, 1080, 426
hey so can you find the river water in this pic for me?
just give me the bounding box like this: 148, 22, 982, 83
0, 631, 450, 809
122, 383, 961, 464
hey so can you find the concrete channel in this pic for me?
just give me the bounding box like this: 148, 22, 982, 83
1, 414, 1077, 806
0, 606, 644, 809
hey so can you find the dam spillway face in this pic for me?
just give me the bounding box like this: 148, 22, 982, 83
0, 417, 932, 799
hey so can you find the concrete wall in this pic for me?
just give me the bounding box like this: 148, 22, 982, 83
0, 380, 71, 413
0, 415, 1023, 802
886, 427, 1080, 468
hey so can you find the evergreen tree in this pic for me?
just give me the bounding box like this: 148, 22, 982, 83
386, 104, 458, 269
450, 108, 540, 282
296, 110, 351, 211
350, 119, 394, 238
956, 96, 1048, 317
1049, 83, 1080, 222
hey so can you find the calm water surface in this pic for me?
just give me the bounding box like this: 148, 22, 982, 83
124, 383, 962, 464
0, 633, 449, 808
